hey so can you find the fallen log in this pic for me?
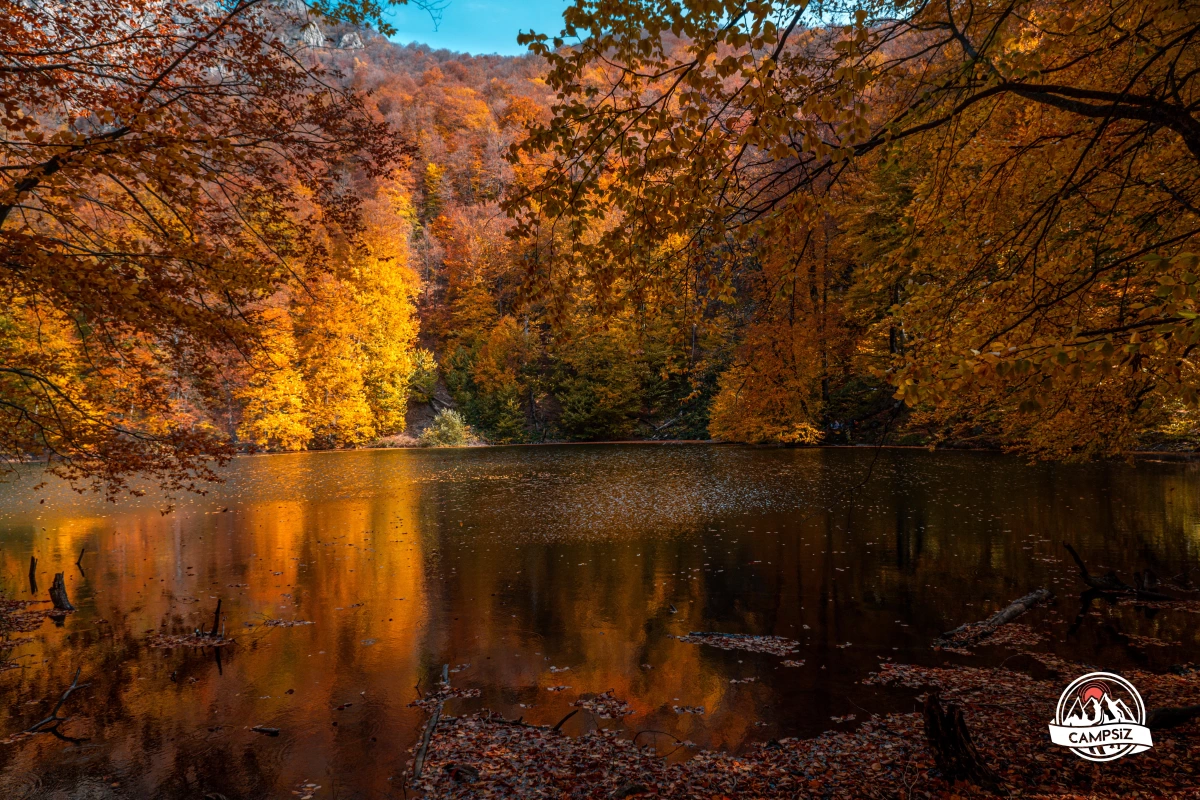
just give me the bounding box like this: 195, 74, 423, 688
49, 572, 74, 613
937, 588, 1051, 647
923, 691, 1003, 792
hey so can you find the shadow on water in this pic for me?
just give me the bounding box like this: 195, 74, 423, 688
0, 445, 1198, 797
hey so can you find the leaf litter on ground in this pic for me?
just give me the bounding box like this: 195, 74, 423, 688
409, 654, 1200, 798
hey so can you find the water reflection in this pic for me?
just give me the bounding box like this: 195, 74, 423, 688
1, 446, 1198, 798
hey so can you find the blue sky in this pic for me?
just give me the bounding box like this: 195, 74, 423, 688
385, 0, 571, 56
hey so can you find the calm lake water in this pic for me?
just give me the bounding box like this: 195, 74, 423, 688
1, 445, 1198, 798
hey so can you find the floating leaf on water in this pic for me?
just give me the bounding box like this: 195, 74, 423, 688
676, 632, 800, 656
573, 690, 633, 718
148, 632, 232, 649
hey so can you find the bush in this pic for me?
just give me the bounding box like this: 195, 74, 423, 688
418, 409, 472, 447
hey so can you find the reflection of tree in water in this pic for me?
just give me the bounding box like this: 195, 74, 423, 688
0, 636, 277, 799
893, 505, 925, 573
1, 448, 1199, 796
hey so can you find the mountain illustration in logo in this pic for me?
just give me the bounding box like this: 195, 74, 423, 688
1062, 689, 1138, 726
1050, 671, 1153, 762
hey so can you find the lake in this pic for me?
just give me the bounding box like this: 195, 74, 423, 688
1, 445, 1198, 798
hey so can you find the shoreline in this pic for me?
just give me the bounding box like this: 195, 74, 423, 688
242, 439, 1200, 462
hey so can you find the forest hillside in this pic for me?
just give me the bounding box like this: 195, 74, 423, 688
4, 0, 1198, 498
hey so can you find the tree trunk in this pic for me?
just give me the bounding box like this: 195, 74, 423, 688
49, 572, 74, 612
923, 691, 1002, 792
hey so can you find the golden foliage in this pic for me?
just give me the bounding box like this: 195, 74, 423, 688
512, 0, 1200, 456
0, 0, 405, 493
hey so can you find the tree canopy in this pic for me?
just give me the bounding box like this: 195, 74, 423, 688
0, 0, 408, 493
6, 0, 1200, 495
511, 0, 1200, 456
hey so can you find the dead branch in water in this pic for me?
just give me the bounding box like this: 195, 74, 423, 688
7, 666, 90, 742
1063, 544, 1179, 599
551, 709, 579, 732
413, 702, 443, 778
413, 664, 450, 780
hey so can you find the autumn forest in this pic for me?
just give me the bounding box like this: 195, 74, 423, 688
4, 0, 1200, 497
6, 3, 1200, 797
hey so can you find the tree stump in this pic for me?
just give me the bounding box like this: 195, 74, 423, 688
49, 572, 74, 612
923, 691, 1002, 792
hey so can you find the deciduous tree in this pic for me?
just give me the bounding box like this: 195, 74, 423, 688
0, 0, 408, 493
512, 0, 1200, 455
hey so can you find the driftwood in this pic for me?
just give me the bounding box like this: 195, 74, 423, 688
938, 589, 1051, 647
49, 572, 74, 612
923, 691, 1003, 792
